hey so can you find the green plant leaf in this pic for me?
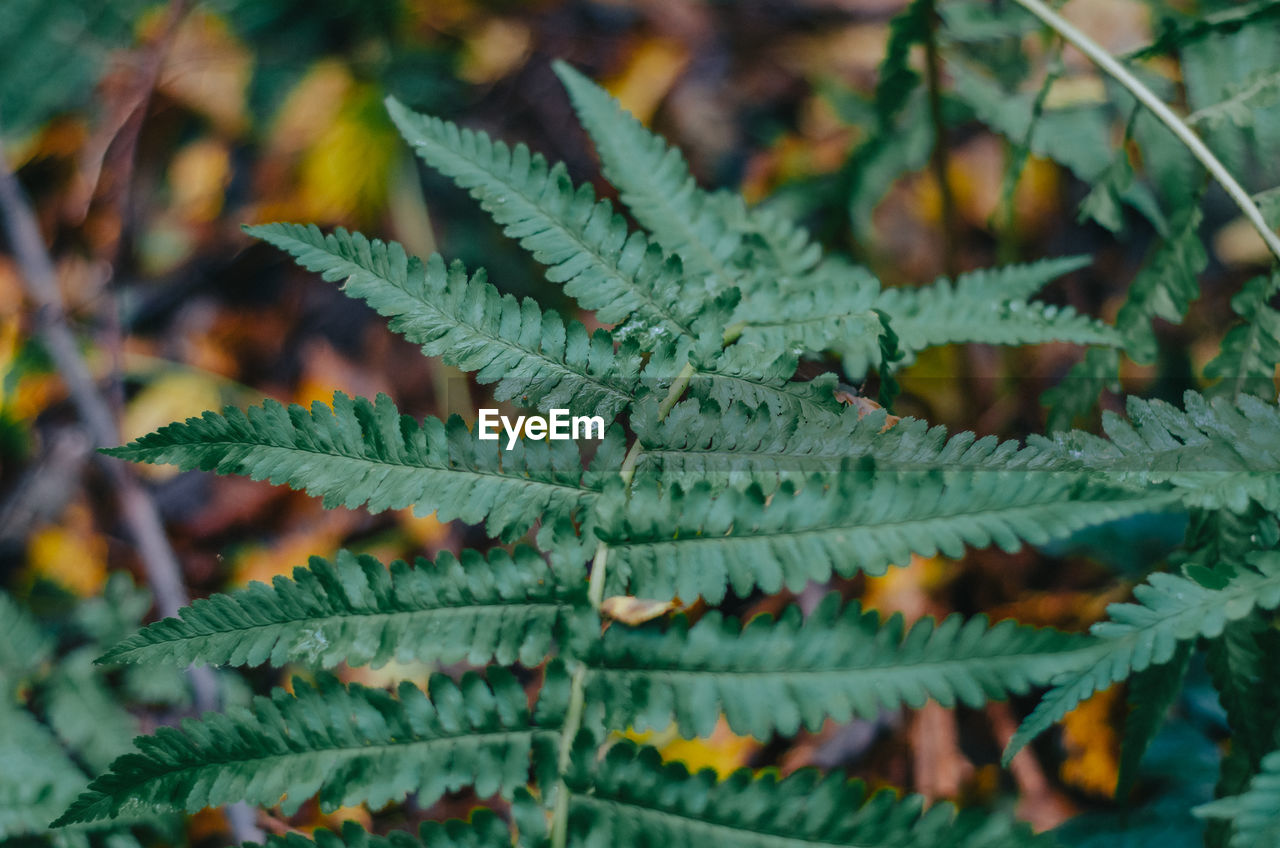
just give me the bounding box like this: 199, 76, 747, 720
54, 665, 568, 825
564, 740, 1056, 847
596, 466, 1175, 604
247, 223, 643, 421
102, 392, 613, 541
585, 593, 1095, 739
99, 547, 572, 670
553, 61, 742, 287
385, 97, 696, 341
1006, 552, 1280, 762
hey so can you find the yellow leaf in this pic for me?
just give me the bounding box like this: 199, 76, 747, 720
1059, 684, 1121, 797
169, 139, 232, 223
459, 19, 532, 84
122, 371, 224, 479
601, 596, 678, 625
295, 85, 399, 224
151, 10, 252, 134
605, 39, 690, 125
619, 718, 756, 778
26, 503, 108, 597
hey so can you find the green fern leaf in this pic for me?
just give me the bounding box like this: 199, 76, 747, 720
254, 816, 513, 848
565, 739, 1055, 848
53, 665, 568, 825
1115, 642, 1192, 796
1005, 552, 1280, 762
632, 398, 1061, 492
874, 257, 1118, 361
1116, 207, 1207, 363
1205, 615, 1280, 770
46, 649, 141, 773
1205, 273, 1280, 401
553, 61, 743, 285
691, 345, 843, 422
726, 199, 823, 282
0, 703, 90, 839
98, 547, 572, 670
1195, 748, 1280, 848
385, 97, 695, 340
584, 593, 1094, 739
730, 258, 885, 379
1034, 391, 1280, 513
1130, 1, 1280, 60
102, 392, 614, 541
246, 223, 642, 421
0, 589, 50, 694
595, 466, 1175, 603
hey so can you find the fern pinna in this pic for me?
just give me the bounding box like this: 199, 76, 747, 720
52, 54, 1280, 848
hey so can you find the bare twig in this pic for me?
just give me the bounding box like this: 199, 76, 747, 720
0, 137, 263, 845
923, 0, 958, 279
1011, 0, 1280, 263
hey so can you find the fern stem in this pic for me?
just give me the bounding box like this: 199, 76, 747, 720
923, 0, 958, 278
1009, 0, 1280, 263
550, 360, 697, 848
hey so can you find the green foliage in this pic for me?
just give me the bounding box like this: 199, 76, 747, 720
563, 740, 1056, 848
104, 392, 610, 541
55, 666, 566, 825
1006, 552, 1280, 761
1196, 749, 1280, 848
554, 62, 743, 286
247, 223, 643, 421
874, 256, 1121, 361
100, 547, 574, 670
0, 0, 147, 137
596, 467, 1174, 603
59, 44, 1280, 848
584, 593, 1094, 739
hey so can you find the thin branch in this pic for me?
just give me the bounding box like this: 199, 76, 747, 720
549, 360, 696, 848
0, 135, 263, 845
923, 0, 958, 278
1010, 0, 1280, 263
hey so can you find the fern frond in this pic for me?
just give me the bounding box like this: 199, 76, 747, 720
730, 258, 885, 379
254, 816, 513, 848
553, 62, 743, 285
1115, 643, 1192, 796
46, 650, 141, 772
99, 547, 572, 670
1205, 272, 1280, 401
0, 589, 50, 693
1206, 615, 1280, 770
1034, 391, 1280, 513
585, 593, 1094, 739
384, 98, 695, 340
1195, 748, 1280, 848
53, 666, 568, 825
691, 346, 843, 422
246, 223, 642, 421
727, 200, 823, 282
595, 467, 1175, 603
1115, 208, 1208, 364
632, 398, 1060, 492
0, 703, 89, 839
564, 740, 1055, 848
103, 393, 614, 541
873, 257, 1118, 361
1005, 552, 1280, 762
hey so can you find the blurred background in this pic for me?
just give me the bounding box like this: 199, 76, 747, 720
2, 0, 1276, 846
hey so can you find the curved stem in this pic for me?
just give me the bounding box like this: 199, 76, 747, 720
1010, 0, 1280, 263
548, 359, 697, 848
